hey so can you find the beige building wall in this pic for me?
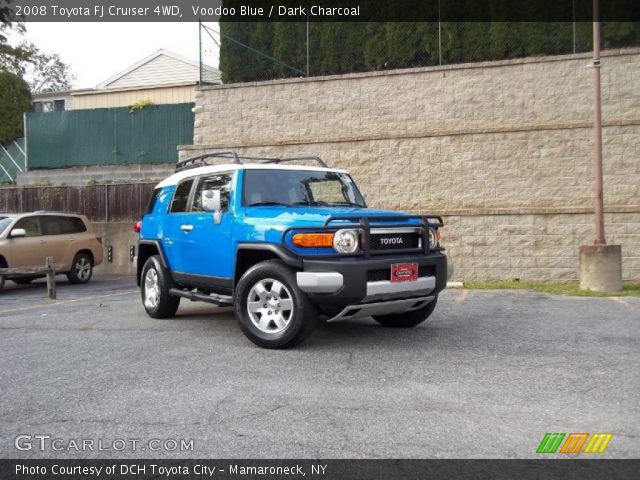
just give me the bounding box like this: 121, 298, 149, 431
180, 49, 640, 282
72, 85, 196, 110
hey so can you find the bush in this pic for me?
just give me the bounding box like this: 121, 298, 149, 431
0, 70, 31, 144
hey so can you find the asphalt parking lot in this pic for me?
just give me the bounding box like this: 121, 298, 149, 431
0, 275, 638, 459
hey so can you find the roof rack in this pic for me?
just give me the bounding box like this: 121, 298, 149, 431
175, 151, 328, 172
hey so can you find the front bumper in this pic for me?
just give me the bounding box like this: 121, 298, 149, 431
297, 252, 447, 306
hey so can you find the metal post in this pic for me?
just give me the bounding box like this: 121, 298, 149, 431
306, 17, 310, 76
438, 0, 442, 65
198, 19, 203, 85
23, 112, 28, 171
572, 0, 577, 53
593, 0, 605, 245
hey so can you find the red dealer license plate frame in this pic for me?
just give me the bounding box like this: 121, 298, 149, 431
390, 263, 419, 282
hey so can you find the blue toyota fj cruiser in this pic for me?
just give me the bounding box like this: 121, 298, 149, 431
137, 152, 449, 348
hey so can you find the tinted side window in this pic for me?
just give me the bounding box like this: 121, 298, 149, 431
69, 217, 88, 233
13, 217, 42, 237
42, 216, 86, 235
170, 179, 194, 213
192, 172, 233, 212
145, 188, 161, 215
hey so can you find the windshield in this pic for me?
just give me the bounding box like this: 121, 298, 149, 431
0, 217, 13, 235
243, 169, 366, 207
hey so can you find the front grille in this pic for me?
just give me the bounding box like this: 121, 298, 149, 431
367, 265, 435, 282
369, 231, 421, 251
367, 269, 390, 282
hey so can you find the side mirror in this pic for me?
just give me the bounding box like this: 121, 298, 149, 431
202, 189, 221, 212
201, 189, 222, 224
10, 228, 26, 238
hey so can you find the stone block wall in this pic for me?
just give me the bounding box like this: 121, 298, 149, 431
180, 49, 640, 281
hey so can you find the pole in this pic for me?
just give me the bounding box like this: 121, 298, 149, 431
572, 0, 576, 53
593, 0, 605, 245
198, 19, 203, 85
438, 0, 442, 65
306, 17, 310, 76
46, 256, 56, 300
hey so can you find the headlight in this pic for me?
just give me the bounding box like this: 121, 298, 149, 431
428, 228, 440, 249
333, 229, 359, 254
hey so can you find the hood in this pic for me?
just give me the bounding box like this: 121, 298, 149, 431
242, 205, 417, 228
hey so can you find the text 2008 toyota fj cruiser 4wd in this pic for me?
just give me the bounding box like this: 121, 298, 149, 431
137, 152, 449, 348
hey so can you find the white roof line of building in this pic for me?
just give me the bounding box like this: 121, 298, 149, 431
96, 49, 220, 90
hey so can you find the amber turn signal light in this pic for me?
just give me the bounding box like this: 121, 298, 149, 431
292, 232, 335, 248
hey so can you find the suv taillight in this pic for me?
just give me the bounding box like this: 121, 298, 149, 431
96, 236, 103, 245
133, 221, 142, 233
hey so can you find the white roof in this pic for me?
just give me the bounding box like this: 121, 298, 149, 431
157, 163, 347, 188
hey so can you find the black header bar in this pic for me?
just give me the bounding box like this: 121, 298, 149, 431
3, 0, 640, 22
2, 459, 640, 480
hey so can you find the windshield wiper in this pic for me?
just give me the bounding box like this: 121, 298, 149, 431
291, 201, 329, 206
247, 201, 292, 207
327, 202, 363, 207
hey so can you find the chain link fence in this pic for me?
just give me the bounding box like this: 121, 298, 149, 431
200, 22, 640, 85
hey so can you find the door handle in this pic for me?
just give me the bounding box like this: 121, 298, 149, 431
180, 224, 194, 232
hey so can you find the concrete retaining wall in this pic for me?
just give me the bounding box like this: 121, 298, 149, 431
181, 49, 640, 282
93, 222, 138, 276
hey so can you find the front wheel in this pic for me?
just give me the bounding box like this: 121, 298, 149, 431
141, 255, 180, 318
373, 296, 438, 328
234, 260, 317, 349
67, 253, 93, 284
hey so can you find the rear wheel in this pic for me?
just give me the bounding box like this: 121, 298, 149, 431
373, 296, 438, 328
234, 260, 317, 349
67, 253, 93, 284
141, 255, 180, 318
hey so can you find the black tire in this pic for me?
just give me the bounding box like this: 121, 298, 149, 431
234, 260, 317, 349
373, 296, 438, 328
0, 275, 4, 291
12, 277, 37, 285
140, 255, 180, 319
67, 253, 93, 284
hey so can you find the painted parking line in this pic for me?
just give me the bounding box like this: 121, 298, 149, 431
0, 289, 138, 316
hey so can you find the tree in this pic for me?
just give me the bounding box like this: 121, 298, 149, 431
0, 41, 75, 93
0, 70, 31, 143
1, 1, 74, 92
218, 22, 640, 84
1, 0, 23, 39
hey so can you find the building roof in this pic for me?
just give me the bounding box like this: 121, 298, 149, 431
32, 89, 93, 100
96, 49, 220, 90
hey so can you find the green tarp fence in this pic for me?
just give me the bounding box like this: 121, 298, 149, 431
25, 103, 194, 169
0, 138, 26, 183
